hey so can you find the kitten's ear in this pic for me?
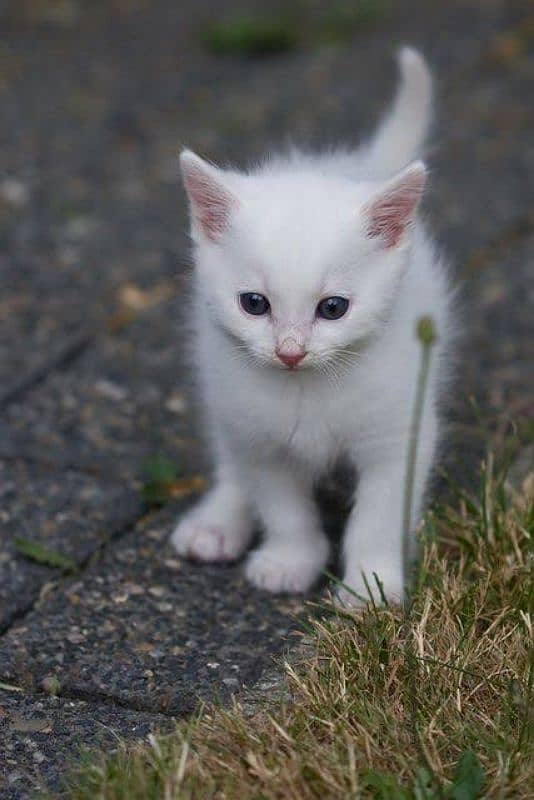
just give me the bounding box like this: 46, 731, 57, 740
179, 150, 237, 242
363, 161, 426, 248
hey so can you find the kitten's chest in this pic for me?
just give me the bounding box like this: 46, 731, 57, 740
215, 368, 352, 464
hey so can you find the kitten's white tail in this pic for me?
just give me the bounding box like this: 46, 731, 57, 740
364, 47, 432, 176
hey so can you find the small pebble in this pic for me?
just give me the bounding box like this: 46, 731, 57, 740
66, 630, 85, 644
94, 379, 128, 402
163, 558, 182, 571
165, 392, 187, 414
41, 675, 61, 696
0, 178, 29, 207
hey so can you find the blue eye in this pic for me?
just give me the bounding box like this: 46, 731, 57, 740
239, 292, 270, 316
316, 296, 349, 320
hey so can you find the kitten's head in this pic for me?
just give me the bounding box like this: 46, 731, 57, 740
180, 150, 426, 371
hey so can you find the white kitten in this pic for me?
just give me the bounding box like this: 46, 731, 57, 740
171, 48, 452, 604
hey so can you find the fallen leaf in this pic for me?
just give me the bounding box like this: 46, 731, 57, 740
167, 475, 207, 499
106, 306, 136, 333
13, 539, 79, 573
10, 716, 53, 733
118, 282, 175, 311
141, 453, 206, 507
106, 281, 176, 333
0, 681, 22, 693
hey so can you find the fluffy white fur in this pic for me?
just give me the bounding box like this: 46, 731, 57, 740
171, 48, 452, 604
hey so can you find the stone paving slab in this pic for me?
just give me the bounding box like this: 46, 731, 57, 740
440, 233, 534, 488
430, 57, 533, 264
0, 294, 202, 479
463, 233, 534, 415
1, 0, 205, 395
0, 294, 204, 644
0, 246, 92, 408
0, 505, 304, 717
0, 459, 143, 631
0, 691, 173, 800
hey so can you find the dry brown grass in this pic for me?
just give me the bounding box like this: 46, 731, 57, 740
62, 460, 533, 800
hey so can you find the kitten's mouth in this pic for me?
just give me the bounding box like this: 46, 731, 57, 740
272, 351, 310, 371
276, 356, 307, 370
272, 358, 314, 373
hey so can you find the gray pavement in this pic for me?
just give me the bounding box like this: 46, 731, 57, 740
0, 0, 532, 796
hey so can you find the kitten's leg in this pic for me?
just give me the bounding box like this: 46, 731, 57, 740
245, 463, 329, 594
171, 449, 253, 563
340, 413, 437, 605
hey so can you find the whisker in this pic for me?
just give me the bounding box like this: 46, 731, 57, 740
322, 360, 344, 391
317, 361, 337, 391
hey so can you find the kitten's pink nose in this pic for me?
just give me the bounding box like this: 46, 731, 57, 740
276, 339, 307, 369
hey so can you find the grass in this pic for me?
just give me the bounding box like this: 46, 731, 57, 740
54, 453, 533, 798
201, 15, 298, 57
200, 1, 392, 56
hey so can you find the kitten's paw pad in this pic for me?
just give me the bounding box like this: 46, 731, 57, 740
171, 519, 248, 562
245, 548, 325, 594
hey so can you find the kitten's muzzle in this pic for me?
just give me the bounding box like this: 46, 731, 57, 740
275, 338, 307, 369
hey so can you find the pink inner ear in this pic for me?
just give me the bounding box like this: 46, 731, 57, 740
181, 157, 236, 242
364, 166, 426, 248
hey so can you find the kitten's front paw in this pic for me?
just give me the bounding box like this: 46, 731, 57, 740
171, 507, 252, 563
245, 542, 328, 594
336, 567, 404, 607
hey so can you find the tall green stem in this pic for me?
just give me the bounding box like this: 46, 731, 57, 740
402, 315, 441, 796
402, 315, 437, 593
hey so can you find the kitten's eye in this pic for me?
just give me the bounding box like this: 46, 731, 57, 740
239, 292, 270, 316
316, 296, 349, 320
